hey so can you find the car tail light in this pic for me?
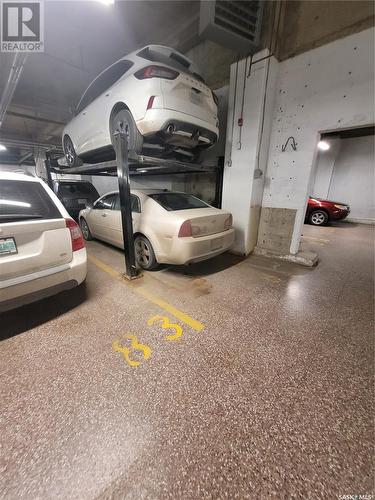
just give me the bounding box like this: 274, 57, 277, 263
178, 220, 192, 237
212, 91, 219, 106
134, 65, 179, 80
224, 214, 233, 230
146, 96, 155, 110
66, 218, 85, 251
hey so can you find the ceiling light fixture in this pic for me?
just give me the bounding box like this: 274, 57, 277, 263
0, 144, 7, 151
98, 0, 114, 5
317, 140, 330, 151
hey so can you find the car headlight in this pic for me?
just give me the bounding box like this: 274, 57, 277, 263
334, 204, 348, 210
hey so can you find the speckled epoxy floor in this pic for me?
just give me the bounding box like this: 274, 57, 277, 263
1, 222, 374, 499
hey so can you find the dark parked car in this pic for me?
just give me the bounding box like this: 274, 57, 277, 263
53, 180, 99, 220
305, 197, 350, 226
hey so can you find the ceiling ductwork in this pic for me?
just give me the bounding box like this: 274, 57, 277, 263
199, 0, 264, 54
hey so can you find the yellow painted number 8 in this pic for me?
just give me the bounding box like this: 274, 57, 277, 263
147, 315, 183, 341
112, 334, 152, 367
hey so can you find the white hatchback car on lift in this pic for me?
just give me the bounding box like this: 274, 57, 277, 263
62, 45, 219, 167
0, 172, 87, 313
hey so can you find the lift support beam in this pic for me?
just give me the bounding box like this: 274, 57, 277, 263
113, 131, 138, 279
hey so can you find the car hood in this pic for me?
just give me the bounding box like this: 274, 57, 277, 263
310, 197, 348, 205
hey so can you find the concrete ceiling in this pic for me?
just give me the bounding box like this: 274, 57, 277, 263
0, 0, 200, 157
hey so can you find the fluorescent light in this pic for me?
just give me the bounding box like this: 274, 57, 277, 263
318, 140, 330, 151
0, 144, 7, 151
97, 0, 114, 5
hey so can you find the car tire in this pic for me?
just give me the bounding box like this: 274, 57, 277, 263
80, 218, 92, 240
309, 210, 328, 226
110, 109, 143, 155
134, 235, 158, 270
63, 135, 82, 168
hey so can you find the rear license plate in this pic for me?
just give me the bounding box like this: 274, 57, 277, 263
0, 237, 17, 256
78, 199, 87, 205
210, 237, 223, 251
190, 91, 201, 105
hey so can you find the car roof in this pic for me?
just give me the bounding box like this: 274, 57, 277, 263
0, 171, 39, 182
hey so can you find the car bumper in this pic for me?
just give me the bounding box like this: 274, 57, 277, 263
331, 209, 350, 221
136, 108, 219, 147
0, 248, 87, 313
159, 228, 235, 265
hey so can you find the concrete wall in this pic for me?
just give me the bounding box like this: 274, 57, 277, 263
311, 138, 342, 199
91, 172, 217, 205
313, 135, 375, 223
223, 27, 374, 256
277, 1, 374, 61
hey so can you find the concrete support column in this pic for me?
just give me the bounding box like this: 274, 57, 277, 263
222, 50, 279, 255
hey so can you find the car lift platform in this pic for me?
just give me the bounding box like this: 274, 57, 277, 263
45, 137, 221, 280
49, 153, 217, 177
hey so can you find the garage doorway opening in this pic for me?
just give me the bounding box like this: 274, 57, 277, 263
311, 125, 375, 226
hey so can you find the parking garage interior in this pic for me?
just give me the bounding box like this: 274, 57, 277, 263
1, 1, 374, 499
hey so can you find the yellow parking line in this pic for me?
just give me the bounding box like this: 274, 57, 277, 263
88, 254, 205, 332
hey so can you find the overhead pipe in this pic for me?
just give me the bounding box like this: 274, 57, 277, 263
0, 52, 27, 129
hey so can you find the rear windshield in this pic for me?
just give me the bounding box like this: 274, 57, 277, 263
0, 180, 61, 223
57, 182, 99, 199
137, 47, 205, 83
149, 192, 209, 211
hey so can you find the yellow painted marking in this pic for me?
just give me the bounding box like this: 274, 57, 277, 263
302, 236, 330, 243
262, 274, 281, 283
112, 334, 152, 367
147, 315, 183, 341
88, 254, 205, 332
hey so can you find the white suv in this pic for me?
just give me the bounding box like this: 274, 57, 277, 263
0, 172, 87, 313
62, 45, 219, 167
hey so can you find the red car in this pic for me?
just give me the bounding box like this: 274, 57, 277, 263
306, 197, 350, 226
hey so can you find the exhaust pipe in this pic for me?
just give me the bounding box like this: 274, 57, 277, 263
166, 123, 175, 134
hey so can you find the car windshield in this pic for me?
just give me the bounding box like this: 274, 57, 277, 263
137, 47, 205, 83
0, 180, 61, 223
58, 182, 98, 198
148, 192, 209, 211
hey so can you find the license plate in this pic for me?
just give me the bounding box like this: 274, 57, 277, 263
0, 237, 17, 256
210, 237, 223, 251
190, 91, 201, 105
78, 199, 87, 205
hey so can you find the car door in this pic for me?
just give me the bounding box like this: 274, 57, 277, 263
110, 194, 141, 248
87, 194, 117, 241
88, 60, 134, 149
71, 83, 99, 155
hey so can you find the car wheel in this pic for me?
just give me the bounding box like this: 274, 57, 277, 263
309, 210, 328, 226
134, 235, 157, 270
110, 109, 143, 155
80, 218, 92, 240
63, 135, 82, 168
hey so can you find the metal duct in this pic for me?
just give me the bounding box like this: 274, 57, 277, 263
199, 0, 264, 54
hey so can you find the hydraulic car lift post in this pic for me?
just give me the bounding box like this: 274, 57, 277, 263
113, 130, 140, 280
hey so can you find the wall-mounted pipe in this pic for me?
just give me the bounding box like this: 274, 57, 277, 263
0, 52, 27, 129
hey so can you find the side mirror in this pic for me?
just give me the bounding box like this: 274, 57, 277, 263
68, 105, 75, 117
86, 201, 93, 209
